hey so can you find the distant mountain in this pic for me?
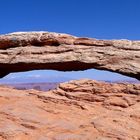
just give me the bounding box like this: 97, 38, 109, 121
0, 75, 71, 84
6, 82, 59, 91
105, 79, 140, 84
1, 77, 139, 92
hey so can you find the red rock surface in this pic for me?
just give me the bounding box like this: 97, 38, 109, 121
0, 79, 139, 140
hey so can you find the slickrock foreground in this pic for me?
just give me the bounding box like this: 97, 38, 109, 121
0, 31, 140, 80
0, 79, 139, 140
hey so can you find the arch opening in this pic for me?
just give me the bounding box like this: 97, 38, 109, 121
0, 69, 139, 91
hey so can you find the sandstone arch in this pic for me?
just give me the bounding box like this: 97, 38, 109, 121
0, 31, 140, 80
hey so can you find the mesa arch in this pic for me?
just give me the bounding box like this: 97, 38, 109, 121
0, 31, 140, 80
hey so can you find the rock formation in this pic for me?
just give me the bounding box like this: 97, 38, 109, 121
0, 79, 139, 140
0, 31, 140, 140
0, 31, 140, 80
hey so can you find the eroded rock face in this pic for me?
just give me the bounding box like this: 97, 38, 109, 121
0, 31, 140, 80
0, 79, 139, 140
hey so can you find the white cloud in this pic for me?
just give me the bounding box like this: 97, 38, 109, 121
27, 74, 41, 78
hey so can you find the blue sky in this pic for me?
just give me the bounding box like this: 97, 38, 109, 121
0, 0, 139, 82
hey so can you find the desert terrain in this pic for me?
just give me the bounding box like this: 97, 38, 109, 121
0, 79, 139, 140
0, 31, 140, 140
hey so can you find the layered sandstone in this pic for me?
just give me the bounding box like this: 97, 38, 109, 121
0, 79, 139, 140
0, 31, 140, 80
